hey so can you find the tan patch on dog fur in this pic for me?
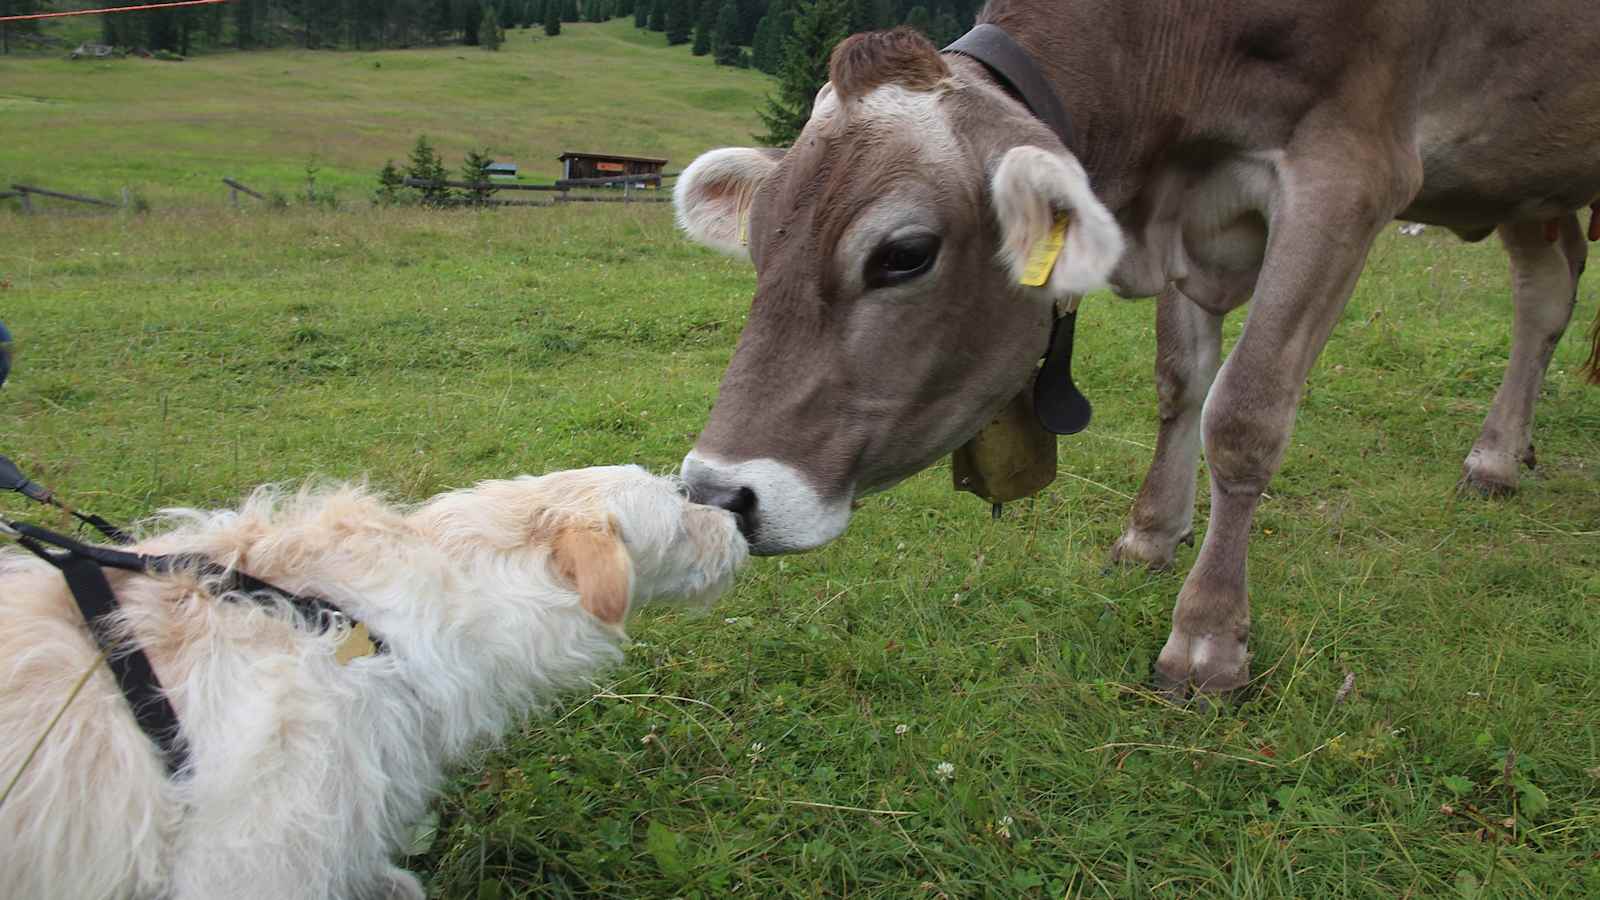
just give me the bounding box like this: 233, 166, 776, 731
551, 525, 632, 626
828, 27, 949, 102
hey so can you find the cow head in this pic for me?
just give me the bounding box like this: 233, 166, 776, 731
677, 28, 1123, 554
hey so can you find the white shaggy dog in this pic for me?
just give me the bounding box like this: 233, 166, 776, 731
0, 465, 746, 900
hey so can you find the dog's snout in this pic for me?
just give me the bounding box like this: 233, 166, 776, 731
697, 484, 756, 542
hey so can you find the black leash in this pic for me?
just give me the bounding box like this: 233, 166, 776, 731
1, 453, 133, 544
944, 24, 1095, 436
2, 453, 385, 778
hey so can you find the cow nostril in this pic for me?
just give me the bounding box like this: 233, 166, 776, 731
706, 485, 756, 541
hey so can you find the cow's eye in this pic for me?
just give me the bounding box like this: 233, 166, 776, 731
867, 234, 940, 288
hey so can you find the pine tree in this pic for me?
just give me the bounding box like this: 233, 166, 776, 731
481, 5, 504, 48
461, 148, 495, 205
713, 0, 740, 65
647, 0, 666, 31
634, 0, 648, 27
374, 159, 407, 205
232, 0, 262, 49
749, 11, 777, 73
434, 0, 457, 42
843, 0, 876, 35
544, 0, 561, 33
0, 0, 46, 55
691, 0, 713, 55
587, 0, 609, 22
758, 0, 847, 146
561, 0, 579, 22
614, 0, 634, 20
664, 0, 693, 45
750, 0, 796, 74
930, 8, 959, 46
405, 135, 453, 206
734, 0, 762, 45
904, 4, 928, 36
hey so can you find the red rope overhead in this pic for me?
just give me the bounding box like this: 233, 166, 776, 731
0, 0, 227, 22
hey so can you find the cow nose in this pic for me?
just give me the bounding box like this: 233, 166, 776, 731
695, 484, 757, 542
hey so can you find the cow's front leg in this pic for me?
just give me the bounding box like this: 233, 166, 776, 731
1461, 215, 1586, 495
1157, 153, 1417, 696
1112, 284, 1224, 569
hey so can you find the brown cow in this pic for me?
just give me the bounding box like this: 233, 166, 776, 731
674, 4, 1600, 696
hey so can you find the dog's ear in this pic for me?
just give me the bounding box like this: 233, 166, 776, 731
552, 526, 632, 626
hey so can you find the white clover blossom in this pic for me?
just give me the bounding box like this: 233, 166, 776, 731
935, 761, 955, 781
895, 724, 909, 736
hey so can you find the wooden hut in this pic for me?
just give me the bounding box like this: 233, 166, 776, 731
556, 151, 668, 185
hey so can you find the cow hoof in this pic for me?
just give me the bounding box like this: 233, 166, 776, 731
1460, 449, 1521, 498
1155, 630, 1251, 698
1109, 529, 1186, 571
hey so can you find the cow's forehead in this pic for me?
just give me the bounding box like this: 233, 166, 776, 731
811, 81, 960, 160
754, 81, 968, 257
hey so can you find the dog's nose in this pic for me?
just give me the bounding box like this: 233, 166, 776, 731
694, 484, 757, 542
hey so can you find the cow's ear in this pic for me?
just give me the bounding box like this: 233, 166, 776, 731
674, 148, 783, 260
991, 146, 1124, 298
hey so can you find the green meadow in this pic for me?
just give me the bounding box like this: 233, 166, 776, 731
4, 20, 1600, 899
0, 18, 770, 206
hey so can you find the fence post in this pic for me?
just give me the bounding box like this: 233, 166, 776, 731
17, 189, 31, 215
121, 187, 130, 208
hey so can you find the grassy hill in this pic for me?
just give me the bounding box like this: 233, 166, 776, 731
0, 18, 772, 206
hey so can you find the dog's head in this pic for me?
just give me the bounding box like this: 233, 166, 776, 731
414, 465, 747, 628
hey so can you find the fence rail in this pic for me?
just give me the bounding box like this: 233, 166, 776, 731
10, 183, 122, 212
1, 172, 677, 214
223, 177, 264, 205
401, 171, 671, 204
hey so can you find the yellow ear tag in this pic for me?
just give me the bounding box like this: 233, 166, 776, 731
737, 205, 750, 246
335, 622, 377, 666
1019, 212, 1071, 287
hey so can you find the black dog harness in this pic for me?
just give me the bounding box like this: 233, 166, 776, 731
3, 455, 383, 777
944, 24, 1095, 435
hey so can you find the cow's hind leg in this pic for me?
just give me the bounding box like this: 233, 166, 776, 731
1112, 284, 1223, 570
1461, 216, 1585, 495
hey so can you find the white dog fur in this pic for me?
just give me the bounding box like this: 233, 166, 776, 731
0, 465, 746, 900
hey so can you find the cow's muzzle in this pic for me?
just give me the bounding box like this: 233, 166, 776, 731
680, 452, 852, 555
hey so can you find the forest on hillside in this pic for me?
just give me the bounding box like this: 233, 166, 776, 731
1, 0, 983, 144
2, 0, 978, 56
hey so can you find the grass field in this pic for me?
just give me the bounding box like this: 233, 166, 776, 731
4, 24, 1600, 899
4, 201, 1598, 897
0, 18, 771, 206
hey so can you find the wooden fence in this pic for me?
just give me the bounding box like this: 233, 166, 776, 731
7, 183, 123, 213
1, 171, 679, 213
401, 171, 673, 206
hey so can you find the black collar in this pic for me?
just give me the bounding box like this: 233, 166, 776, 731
943, 24, 1095, 436
944, 24, 1077, 153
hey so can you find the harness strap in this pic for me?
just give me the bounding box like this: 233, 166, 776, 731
11, 521, 375, 646
7, 520, 387, 778
16, 532, 188, 776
